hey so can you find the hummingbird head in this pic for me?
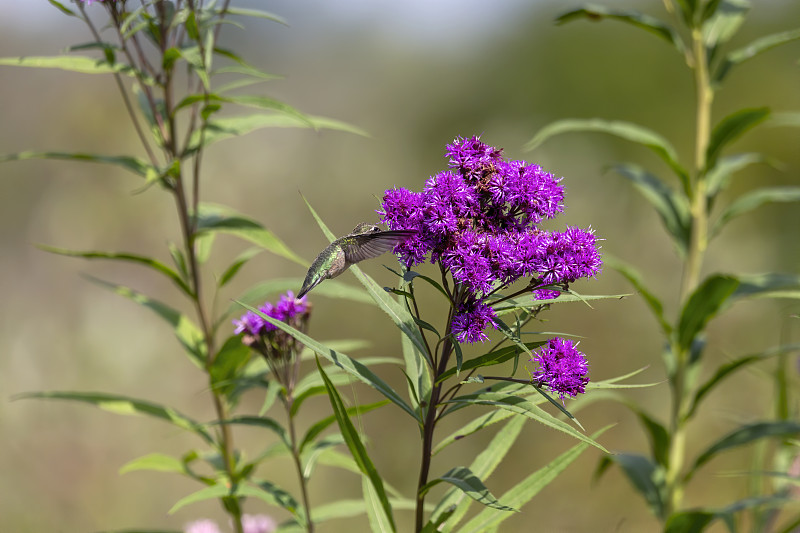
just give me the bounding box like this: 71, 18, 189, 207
350, 222, 381, 234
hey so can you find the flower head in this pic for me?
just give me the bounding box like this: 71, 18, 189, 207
242, 514, 277, 533
184, 519, 222, 533
378, 135, 602, 343
233, 291, 311, 363
531, 338, 589, 399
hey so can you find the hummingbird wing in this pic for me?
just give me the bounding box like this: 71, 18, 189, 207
342, 230, 416, 264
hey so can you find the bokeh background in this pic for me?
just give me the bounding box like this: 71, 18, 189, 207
2, 1, 799, 531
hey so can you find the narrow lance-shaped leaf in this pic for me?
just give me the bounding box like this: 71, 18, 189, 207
195, 203, 307, 267
677, 275, 740, 351
687, 421, 800, 481
705, 108, 770, 169
317, 361, 396, 532
36, 244, 193, 297
445, 392, 607, 452
715, 28, 800, 83
431, 416, 526, 532
460, 425, 613, 533
555, 6, 686, 55
0, 151, 159, 181
239, 301, 419, 421
14, 391, 213, 444
705, 152, 768, 202
526, 118, 689, 191
731, 273, 800, 301
604, 255, 671, 335
711, 187, 800, 237
596, 453, 667, 520
702, 0, 750, 52
0, 55, 153, 84
610, 163, 691, 256
420, 466, 516, 512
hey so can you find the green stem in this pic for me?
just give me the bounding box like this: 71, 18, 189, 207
665, 25, 714, 518
285, 396, 315, 533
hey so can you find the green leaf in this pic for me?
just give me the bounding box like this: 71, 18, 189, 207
317, 361, 396, 532
431, 416, 526, 531
420, 467, 516, 512
604, 255, 671, 335
0, 151, 159, 181
460, 425, 612, 533
0, 55, 152, 84
706, 108, 770, 169
491, 291, 630, 315
674, 0, 699, 25
209, 335, 252, 399
219, 6, 288, 24
363, 476, 395, 533
446, 392, 607, 452
526, 118, 689, 190
400, 316, 433, 418
555, 6, 685, 55
689, 421, 800, 479
85, 276, 208, 366
677, 275, 740, 351
36, 244, 193, 297
610, 163, 691, 256
687, 344, 800, 419
705, 152, 767, 201
715, 28, 800, 83
218, 247, 262, 287
702, 0, 750, 51
119, 452, 187, 475
436, 342, 543, 384
300, 400, 389, 453
48, 0, 78, 17
711, 187, 800, 237
240, 302, 418, 420
302, 196, 430, 357
195, 203, 306, 267
15, 391, 213, 444
187, 113, 368, 153
599, 453, 667, 519
731, 273, 800, 301
169, 480, 304, 518
664, 510, 717, 533
211, 415, 290, 447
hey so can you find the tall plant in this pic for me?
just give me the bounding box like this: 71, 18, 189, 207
528, 1, 800, 530
2, 1, 365, 532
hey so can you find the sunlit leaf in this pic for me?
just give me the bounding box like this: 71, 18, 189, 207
596, 453, 667, 519
318, 362, 396, 532
555, 6, 686, 55
0, 151, 159, 181
604, 255, 671, 335
526, 118, 689, 190
705, 152, 768, 202
15, 391, 213, 444
119, 452, 187, 475
715, 28, 800, 83
712, 187, 800, 237
610, 163, 691, 256
0, 55, 153, 84
196, 203, 306, 266
460, 425, 612, 533
36, 244, 193, 297
702, 0, 750, 51
491, 291, 630, 316
420, 467, 515, 512
85, 277, 207, 366
677, 275, 739, 351
706, 108, 769, 169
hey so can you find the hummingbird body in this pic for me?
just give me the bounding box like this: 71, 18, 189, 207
298, 222, 416, 298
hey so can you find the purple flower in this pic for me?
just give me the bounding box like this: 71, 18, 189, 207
184, 520, 222, 533
233, 292, 309, 335
242, 514, 277, 533
378, 135, 601, 343
451, 297, 497, 343
233, 291, 311, 364
531, 338, 589, 399
232, 310, 265, 336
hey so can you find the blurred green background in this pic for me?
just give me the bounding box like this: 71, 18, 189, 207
1, 1, 799, 531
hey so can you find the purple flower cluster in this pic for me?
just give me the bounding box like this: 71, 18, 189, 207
233, 291, 309, 336
185, 514, 276, 533
378, 136, 602, 343
531, 338, 589, 400
233, 291, 310, 361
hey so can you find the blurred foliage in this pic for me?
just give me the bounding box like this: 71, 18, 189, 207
1, 1, 799, 532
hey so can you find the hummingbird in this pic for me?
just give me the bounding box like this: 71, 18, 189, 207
297, 222, 416, 298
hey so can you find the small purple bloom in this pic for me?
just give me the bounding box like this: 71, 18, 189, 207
451, 297, 497, 343
242, 514, 277, 533
184, 519, 222, 533
232, 310, 265, 336
531, 338, 589, 399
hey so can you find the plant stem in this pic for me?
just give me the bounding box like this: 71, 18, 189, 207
665, 25, 714, 518
285, 396, 315, 533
